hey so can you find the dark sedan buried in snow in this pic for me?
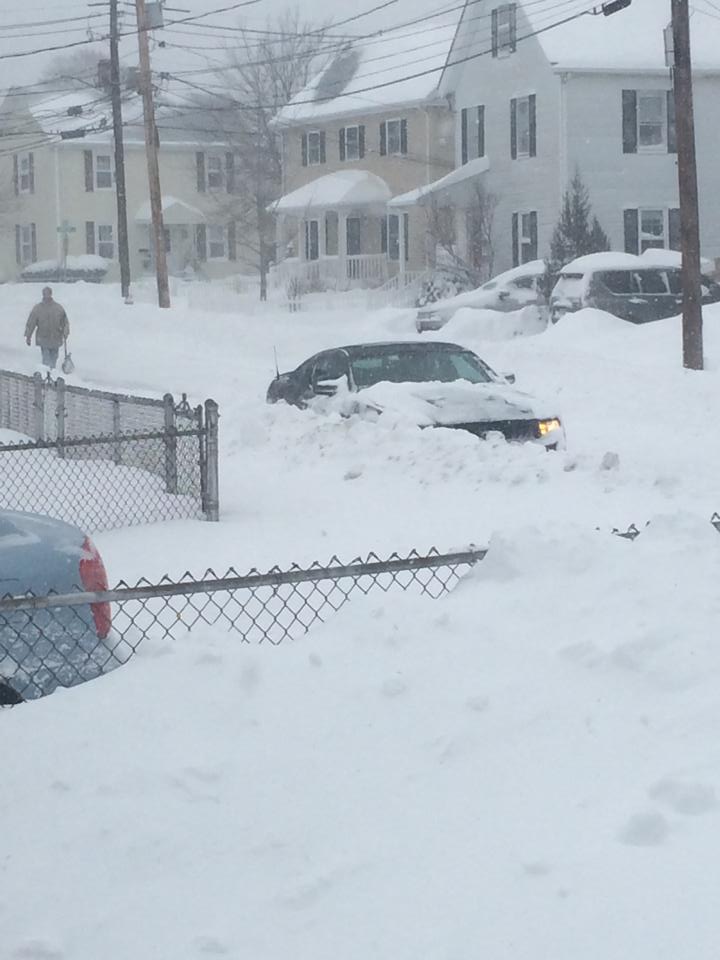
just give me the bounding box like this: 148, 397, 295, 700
267, 341, 564, 449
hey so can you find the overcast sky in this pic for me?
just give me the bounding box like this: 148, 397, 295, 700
0, 0, 445, 95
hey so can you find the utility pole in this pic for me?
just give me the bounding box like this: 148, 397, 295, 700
671, 0, 703, 370
110, 0, 131, 300
135, 0, 170, 308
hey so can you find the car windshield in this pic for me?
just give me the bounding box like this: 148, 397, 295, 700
350, 347, 495, 388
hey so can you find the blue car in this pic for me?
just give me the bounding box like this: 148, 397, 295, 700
0, 510, 123, 704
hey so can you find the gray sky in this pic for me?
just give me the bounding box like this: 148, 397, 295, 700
0, 0, 447, 95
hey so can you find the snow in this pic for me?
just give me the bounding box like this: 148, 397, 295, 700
641, 248, 716, 273
23, 254, 109, 275
134, 196, 206, 224
559, 251, 644, 273
389, 155, 490, 208
274, 11, 461, 124
3, 278, 720, 956
524, 0, 720, 72
273, 170, 392, 214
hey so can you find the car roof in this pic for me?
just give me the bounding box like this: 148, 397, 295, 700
328, 341, 468, 356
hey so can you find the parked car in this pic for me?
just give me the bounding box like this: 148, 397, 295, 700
0, 510, 122, 704
267, 340, 564, 448
550, 251, 720, 324
415, 261, 548, 332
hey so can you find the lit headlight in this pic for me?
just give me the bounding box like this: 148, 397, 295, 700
538, 418, 562, 436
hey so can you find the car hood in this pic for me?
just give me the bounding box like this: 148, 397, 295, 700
345, 380, 550, 426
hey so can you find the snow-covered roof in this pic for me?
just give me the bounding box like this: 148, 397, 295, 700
273, 170, 392, 213
274, 10, 461, 126
28, 89, 144, 138
640, 248, 716, 273
560, 252, 645, 272
525, 0, 720, 72
135, 196, 206, 225
389, 155, 489, 207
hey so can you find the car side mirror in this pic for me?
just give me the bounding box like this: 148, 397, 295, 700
498, 290, 510, 300
313, 379, 338, 396
502, 372, 516, 384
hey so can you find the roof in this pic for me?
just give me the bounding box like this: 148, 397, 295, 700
273, 170, 392, 213
524, 0, 720, 72
560, 252, 648, 272
135, 196, 206, 224
274, 10, 461, 126
339, 341, 467, 356
389, 155, 489, 207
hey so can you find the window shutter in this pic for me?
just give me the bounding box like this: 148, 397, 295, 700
623, 208, 639, 254
510, 98, 517, 159
15, 225, 21, 265
13, 155, 18, 196
477, 105, 485, 157
85, 221, 96, 255
622, 90, 638, 154
403, 213, 409, 262
301, 133, 308, 166
339, 127, 346, 161
491, 7, 499, 57
225, 152, 235, 192
461, 108, 468, 165
196, 152, 206, 192
30, 223, 37, 263
528, 94, 537, 157
28, 153, 35, 194
667, 90, 677, 154
227, 221, 237, 261
668, 207, 681, 250
528, 210, 538, 260
319, 131, 326, 164
381, 218, 388, 254
195, 224, 207, 261
400, 119, 408, 154
509, 3, 517, 51
84, 150, 94, 192
511, 212, 519, 267
380, 121, 387, 156
359, 125, 366, 158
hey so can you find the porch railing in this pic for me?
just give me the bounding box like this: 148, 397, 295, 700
270, 254, 390, 291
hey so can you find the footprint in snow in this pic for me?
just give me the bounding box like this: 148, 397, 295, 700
617, 811, 669, 847
649, 778, 718, 816
12, 942, 64, 960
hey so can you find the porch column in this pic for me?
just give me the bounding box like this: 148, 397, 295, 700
398, 209, 406, 279
338, 211, 348, 286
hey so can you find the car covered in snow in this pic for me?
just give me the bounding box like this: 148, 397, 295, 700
415, 261, 548, 332
549, 251, 720, 324
267, 341, 564, 449
0, 510, 123, 704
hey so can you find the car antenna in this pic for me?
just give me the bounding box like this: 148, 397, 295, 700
273, 346, 280, 380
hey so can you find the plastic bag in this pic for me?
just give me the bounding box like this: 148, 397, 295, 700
61, 353, 75, 375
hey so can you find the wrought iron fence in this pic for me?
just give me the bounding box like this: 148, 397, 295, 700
0, 547, 485, 704
0, 368, 219, 529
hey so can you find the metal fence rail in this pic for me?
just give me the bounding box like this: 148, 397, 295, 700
0, 547, 486, 703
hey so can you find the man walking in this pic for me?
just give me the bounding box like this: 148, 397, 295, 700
25, 287, 70, 370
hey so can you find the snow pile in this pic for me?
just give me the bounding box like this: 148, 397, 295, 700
443, 304, 547, 340
3, 519, 720, 957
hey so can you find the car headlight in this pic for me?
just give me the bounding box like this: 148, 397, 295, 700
538, 418, 562, 436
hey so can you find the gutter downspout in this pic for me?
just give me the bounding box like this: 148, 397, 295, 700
558, 72, 570, 209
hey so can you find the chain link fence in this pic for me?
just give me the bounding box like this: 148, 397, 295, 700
0, 547, 485, 704
0, 368, 219, 529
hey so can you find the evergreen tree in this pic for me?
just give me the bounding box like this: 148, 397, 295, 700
549, 170, 610, 268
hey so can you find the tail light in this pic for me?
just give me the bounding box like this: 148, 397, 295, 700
79, 537, 111, 639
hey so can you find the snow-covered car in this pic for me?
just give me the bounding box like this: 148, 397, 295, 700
267, 341, 564, 449
415, 261, 547, 332
550, 251, 720, 324
0, 510, 122, 704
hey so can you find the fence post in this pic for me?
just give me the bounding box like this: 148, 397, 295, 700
112, 398, 122, 465
32, 373, 44, 440
203, 399, 219, 521
56, 377, 66, 459
163, 393, 178, 494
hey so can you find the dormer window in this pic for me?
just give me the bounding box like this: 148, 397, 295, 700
492, 3, 517, 57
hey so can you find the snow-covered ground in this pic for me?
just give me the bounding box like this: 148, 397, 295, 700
3, 280, 720, 957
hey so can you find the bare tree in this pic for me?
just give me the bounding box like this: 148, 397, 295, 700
189, 9, 330, 299
41, 46, 107, 88
425, 182, 498, 286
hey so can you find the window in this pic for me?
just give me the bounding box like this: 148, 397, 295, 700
207, 225, 226, 259
16, 224, 36, 265
304, 220, 319, 261
205, 155, 223, 190
97, 224, 114, 259
511, 96, 536, 158
461, 106, 485, 165
492, 3, 517, 57
623, 207, 680, 254
340, 125, 364, 161
622, 90, 676, 154
380, 119, 408, 156
308, 131, 323, 165
511, 211, 538, 266
17, 152, 34, 194
95, 154, 113, 189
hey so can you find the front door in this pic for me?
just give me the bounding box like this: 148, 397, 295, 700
304, 220, 319, 261
346, 217, 361, 256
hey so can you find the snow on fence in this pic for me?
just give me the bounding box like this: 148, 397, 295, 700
0, 368, 219, 530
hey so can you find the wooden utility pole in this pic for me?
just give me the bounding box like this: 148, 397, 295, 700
135, 0, 170, 308
671, 0, 703, 370
110, 0, 131, 300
